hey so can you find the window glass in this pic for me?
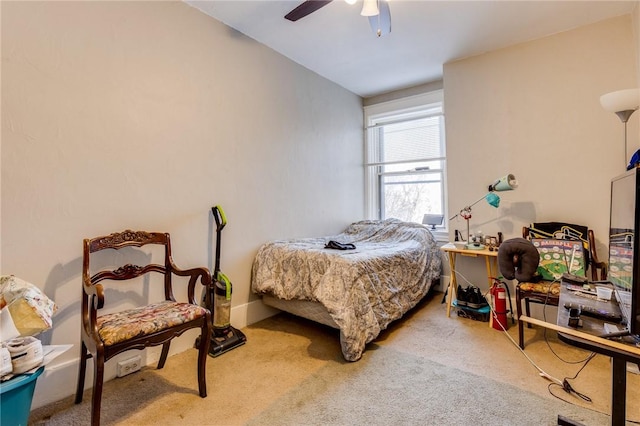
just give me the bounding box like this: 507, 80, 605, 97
364, 91, 446, 231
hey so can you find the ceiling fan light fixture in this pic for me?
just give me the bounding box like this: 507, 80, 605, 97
361, 0, 379, 17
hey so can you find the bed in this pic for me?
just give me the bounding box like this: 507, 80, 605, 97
251, 218, 442, 361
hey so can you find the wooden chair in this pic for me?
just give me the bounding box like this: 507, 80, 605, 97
75, 230, 212, 426
515, 223, 607, 349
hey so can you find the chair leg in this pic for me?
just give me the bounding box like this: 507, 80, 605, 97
516, 291, 525, 350
158, 342, 170, 369
75, 341, 88, 404
197, 322, 211, 398
91, 354, 105, 426
524, 298, 532, 328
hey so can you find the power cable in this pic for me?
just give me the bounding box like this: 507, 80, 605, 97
453, 270, 565, 386
453, 270, 640, 423
454, 272, 596, 395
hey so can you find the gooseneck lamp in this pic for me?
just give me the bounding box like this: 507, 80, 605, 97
450, 174, 518, 249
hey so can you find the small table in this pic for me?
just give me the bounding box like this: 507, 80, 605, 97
521, 282, 640, 426
441, 243, 499, 324
556, 282, 640, 426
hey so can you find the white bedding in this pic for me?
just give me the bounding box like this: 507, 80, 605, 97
251, 219, 442, 361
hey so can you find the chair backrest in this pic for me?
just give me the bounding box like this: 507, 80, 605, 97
81, 230, 204, 317
522, 222, 606, 281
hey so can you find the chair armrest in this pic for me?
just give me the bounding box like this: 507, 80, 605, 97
82, 277, 104, 310
81, 277, 104, 340
169, 263, 212, 305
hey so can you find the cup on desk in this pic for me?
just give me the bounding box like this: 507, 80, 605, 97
596, 286, 613, 301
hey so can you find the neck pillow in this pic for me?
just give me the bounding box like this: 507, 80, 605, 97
497, 238, 540, 282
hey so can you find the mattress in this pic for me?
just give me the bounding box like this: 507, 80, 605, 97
262, 295, 339, 329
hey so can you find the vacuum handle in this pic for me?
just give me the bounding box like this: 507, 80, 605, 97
212, 205, 227, 232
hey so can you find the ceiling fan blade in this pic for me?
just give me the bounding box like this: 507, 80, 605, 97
285, 0, 333, 22
368, 0, 391, 37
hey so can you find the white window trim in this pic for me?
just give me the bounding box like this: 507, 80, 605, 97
363, 90, 448, 242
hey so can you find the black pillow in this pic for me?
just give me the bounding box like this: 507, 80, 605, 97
497, 238, 540, 282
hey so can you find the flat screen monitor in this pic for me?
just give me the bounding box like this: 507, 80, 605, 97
608, 166, 640, 337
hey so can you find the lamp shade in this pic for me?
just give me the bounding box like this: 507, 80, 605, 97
488, 174, 518, 192
600, 89, 640, 113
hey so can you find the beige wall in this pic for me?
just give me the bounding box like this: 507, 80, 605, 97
1, 1, 364, 406
443, 15, 638, 286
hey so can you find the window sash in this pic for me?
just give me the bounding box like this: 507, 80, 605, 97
364, 91, 446, 228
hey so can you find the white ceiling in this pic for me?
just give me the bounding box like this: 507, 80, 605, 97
185, 1, 635, 98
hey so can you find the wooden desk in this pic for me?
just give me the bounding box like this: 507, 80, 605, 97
557, 282, 639, 426
441, 243, 499, 323
521, 281, 640, 426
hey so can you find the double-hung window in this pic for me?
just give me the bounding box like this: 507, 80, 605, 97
364, 91, 446, 233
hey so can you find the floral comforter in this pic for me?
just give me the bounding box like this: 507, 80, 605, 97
251, 219, 442, 361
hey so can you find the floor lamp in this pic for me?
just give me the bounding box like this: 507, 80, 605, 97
450, 174, 518, 249
600, 88, 639, 169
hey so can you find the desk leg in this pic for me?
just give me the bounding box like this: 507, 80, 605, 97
611, 357, 627, 426
484, 256, 497, 288
485, 256, 498, 328
446, 252, 458, 318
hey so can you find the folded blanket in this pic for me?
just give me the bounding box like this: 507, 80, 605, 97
0, 275, 57, 340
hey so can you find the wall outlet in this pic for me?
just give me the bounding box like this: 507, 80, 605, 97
116, 355, 142, 378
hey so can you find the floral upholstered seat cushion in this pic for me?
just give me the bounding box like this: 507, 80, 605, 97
518, 281, 561, 296
96, 300, 208, 346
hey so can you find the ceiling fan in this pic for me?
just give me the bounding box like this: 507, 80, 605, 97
284, 0, 391, 37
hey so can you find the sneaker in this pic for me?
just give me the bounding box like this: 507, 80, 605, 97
467, 286, 489, 309
456, 285, 468, 306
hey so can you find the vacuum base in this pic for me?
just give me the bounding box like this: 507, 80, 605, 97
208, 326, 246, 357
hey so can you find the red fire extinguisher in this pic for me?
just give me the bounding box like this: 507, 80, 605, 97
491, 279, 509, 331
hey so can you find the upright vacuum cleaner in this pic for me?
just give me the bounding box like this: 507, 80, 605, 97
206, 205, 246, 356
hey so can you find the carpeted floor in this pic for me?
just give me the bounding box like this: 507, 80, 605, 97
29, 291, 639, 425
246, 348, 609, 426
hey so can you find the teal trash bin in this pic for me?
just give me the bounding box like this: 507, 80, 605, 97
0, 366, 44, 426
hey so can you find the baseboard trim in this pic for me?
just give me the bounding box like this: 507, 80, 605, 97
230, 298, 281, 329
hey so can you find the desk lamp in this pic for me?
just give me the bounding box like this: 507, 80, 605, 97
600, 88, 639, 169
450, 174, 518, 249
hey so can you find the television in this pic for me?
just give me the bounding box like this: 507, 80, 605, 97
608, 166, 640, 338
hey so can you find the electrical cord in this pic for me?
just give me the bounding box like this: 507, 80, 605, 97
547, 352, 595, 403
451, 268, 640, 424
536, 278, 640, 424
539, 278, 594, 365
452, 271, 565, 385
453, 272, 594, 397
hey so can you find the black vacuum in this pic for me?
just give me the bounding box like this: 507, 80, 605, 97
204, 205, 246, 357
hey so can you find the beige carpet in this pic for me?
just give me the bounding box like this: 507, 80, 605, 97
29, 291, 640, 425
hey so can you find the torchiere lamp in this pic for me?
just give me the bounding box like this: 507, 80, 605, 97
600, 88, 639, 169
450, 174, 518, 249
